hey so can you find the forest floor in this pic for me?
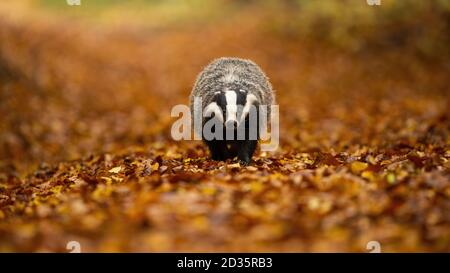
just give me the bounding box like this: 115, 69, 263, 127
0, 4, 449, 252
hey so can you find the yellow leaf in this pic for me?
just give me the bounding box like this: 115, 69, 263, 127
183, 158, 191, 164
50, 185, 63, 194
308, 197, 320, 210
202, 187, 216, 196
227, 162, 241, 169
351, 161, 368, 173
249, 181, 263, 193
151, 162, 160, 171
386, 173, 396, 184
109, 166, 122, 174
361, 171, 375, 181
111, 175, 124, 183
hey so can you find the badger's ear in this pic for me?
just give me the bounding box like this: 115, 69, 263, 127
213, 91, 221, 100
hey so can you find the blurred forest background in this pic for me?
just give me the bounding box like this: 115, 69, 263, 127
0, 0, 449, 252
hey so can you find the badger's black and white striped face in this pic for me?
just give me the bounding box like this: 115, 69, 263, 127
204, 89, 258, 129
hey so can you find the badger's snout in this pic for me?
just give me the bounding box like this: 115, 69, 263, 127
225, 98, 239, 129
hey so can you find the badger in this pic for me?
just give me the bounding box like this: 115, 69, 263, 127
189, 57, 275, 165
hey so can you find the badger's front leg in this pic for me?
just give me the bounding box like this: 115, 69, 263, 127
205, 139, 229, 161
237, 139, 257, 165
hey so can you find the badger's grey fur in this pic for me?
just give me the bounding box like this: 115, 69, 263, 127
189, 57, 275, 165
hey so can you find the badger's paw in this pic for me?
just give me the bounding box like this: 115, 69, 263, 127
238, 156, 251, 166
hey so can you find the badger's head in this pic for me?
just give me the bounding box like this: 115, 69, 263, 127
204, 89, 258, 130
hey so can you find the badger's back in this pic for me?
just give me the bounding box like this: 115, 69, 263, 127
190, 57, 274, 118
